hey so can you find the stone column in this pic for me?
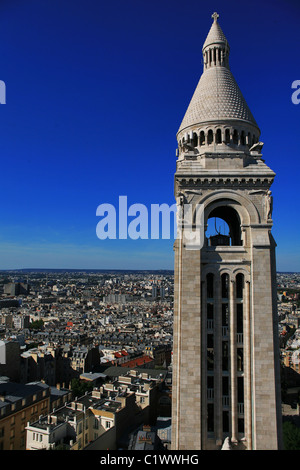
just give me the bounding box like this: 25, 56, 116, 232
221, 128, 225, 145
244, 279, 252, 449
230, 278, 237, 442
201, 278, 207, 448
172, 241, 201, 450
250, 229, 282, 449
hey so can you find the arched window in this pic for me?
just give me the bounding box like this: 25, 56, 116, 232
207, 129, 213, 145
206, 205, 242, 246
233, 129, 238, 145
200, 131, 205, 145
193, 132, 198, 147
207, 273, 214, 298
236, 273, 244, 343
240, 131, 245, 145
225, 129, 230, 144
221, 273, 229, 299
216, 128, 222, 144
236, 273, 244, 298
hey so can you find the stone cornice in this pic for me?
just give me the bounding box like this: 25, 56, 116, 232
176, 175, 274, 189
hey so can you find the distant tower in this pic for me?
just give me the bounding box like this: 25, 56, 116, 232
172, 13, 282, 450
152, 285, 158, 299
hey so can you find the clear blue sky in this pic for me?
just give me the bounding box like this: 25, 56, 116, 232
0, 0, 299, 271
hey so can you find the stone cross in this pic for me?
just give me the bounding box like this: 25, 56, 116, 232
212, 12, 219, 22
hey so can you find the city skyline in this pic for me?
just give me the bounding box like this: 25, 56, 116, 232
0, 0, 299, 271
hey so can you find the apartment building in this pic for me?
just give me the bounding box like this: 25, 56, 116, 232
26, 369, 162, 450
0, 340, 20, 382
0, 379, 50, 450
26, 388, 136, 450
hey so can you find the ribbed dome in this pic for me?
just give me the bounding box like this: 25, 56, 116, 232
178, 66, 258, 133
178, 13, 259, 135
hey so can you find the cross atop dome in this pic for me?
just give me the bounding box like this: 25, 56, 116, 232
212, 12, 219, 22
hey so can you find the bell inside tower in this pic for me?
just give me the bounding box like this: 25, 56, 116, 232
206, 205, 242, 247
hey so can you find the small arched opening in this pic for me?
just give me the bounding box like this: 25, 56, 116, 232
207, 273, 214, 298
240, 131, 245, 146
225, 129, 230, 144
221, 273, 229, 299
192, 132, 198, 147
236, 273, 244, 299
233, 129, 238, 145
216, 128, 222, 144
200, 131, 205, 145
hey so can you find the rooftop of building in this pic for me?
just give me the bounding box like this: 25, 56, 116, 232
0, 380, 49, 404
128, 424, 164, 450
27, 387, 131, 432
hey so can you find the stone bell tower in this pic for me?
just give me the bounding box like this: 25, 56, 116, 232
171, 13, 282, 450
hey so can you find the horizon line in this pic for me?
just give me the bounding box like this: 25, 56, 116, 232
0, 268, 175, 272
0, 268, 298, 274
